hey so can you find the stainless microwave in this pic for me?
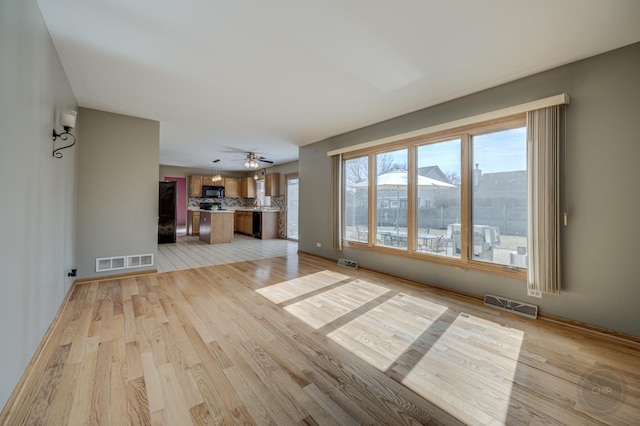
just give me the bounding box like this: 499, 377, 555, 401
202, 185, 225, 198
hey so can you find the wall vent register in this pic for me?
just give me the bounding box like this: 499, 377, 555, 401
96, 254, 154, 272
483, 294, 538, 319
337, 258, 359, 269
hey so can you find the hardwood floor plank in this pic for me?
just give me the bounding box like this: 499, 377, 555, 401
158, 363, 193, 425
3, 253, 639, 425
189, 402, 215, 426
126, 341, 144, 381
110, 359, 128, 424
141, 351, 165, 414
123, 298, 138, 344
236, 338, 309, 422
304, 382, 359, 426
112, 314, 126, 362
23, 343, 71, 425
222, 360, 297, 425
67, 306, 94, 364
126, 376, 151, 425
90, 341, 113, 425
48, 361, 80, 424
222, 365, 277, 425
67, 348, 98, 424
187, 363, 230, 424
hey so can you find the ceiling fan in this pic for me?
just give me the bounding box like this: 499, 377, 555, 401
242, 152, 273, 169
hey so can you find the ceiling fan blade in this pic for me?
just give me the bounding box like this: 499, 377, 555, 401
259, 159, 274, 163
212, 159, 220, 163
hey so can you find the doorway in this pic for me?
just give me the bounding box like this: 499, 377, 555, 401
164, 176, 187, 234
286, 173, 299, 240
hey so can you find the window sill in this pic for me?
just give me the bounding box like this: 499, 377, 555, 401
342, 240, 527, 280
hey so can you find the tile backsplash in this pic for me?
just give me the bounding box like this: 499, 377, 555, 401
188, 197, 254, 209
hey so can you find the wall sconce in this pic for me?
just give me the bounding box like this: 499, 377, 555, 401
52, 109, 77, 158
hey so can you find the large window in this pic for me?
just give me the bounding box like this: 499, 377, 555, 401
471, 127, 527, 267
341, 115, 527, 278
376, 149, 408, 249
416, 139, 461, 258
344, 156, 368, 243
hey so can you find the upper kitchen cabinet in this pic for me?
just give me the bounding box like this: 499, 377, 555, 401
224, 178, 240, 198
241, 177, 256, 198
265, 173, 280, 196
189, 175, 203, 197
202, 176, 224, 186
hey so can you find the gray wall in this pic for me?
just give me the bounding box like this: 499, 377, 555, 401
299, 42, 640, 337
76, 108, 159, 279
0, 0, 78, 408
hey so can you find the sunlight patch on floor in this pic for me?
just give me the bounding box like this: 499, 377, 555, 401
327, 293, 448, 371
255, 270, 350, 304
256, 272, 524, 423
398, 313, 524, 425
282, 279, 391, 330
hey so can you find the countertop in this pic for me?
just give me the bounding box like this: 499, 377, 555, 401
189, 207, 280, 212
196, 209, 234, 213
233, 208, 280, 212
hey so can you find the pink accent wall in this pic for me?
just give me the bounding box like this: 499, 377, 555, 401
164, 177, 187, 226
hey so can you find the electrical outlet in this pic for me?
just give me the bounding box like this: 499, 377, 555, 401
316, 242, 322, 248
527, 288, 542, 298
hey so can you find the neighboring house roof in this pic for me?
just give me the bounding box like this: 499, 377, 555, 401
476, 170, 527, 193
417, 165, 451, 183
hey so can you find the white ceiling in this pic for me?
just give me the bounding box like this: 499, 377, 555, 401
38, 0, 640, 171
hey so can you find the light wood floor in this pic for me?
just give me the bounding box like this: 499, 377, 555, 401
2, 253, 639, 425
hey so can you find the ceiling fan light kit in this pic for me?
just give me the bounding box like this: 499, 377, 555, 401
243, 152, 272, 169
245, 159, 260, 169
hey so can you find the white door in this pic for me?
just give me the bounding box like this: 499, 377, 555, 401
286, 174, 299, 240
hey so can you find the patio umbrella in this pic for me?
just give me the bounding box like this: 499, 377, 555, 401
352, 170, 456, 189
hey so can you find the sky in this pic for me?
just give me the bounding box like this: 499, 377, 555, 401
384, 126, 527, 177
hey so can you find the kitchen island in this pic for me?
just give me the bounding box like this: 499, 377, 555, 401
234, 208, 279, 239
199, 210, 235, 244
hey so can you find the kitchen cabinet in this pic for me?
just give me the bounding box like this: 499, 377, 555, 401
199, 211, 234, 244
203, 176, 224, 187
190, 175, 225, 197
235, 210, 253, 235
234, 209, 279, 239
257, 211, 279, 239
265, 173, 280, 196
187, 210, 200, 235
189, 175, 203, 197
241, 177, 256, 198
224, 178, 240, 198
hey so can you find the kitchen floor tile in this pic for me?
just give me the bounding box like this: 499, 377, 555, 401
157, 234, 298, 272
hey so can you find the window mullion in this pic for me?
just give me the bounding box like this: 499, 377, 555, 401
407, 145, 416, 252
368, 153, 376, 246
460, 133, 471, 262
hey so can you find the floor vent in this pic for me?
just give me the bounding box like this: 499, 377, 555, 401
96, 256, 127, 272
96, 254, 154, 272
128, 254, 154, 268
484, 294, 538, 319
337, 258, 358, 269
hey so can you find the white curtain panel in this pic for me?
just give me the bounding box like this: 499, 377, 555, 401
331, 154, 342, 250
527, 106, 561, 294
